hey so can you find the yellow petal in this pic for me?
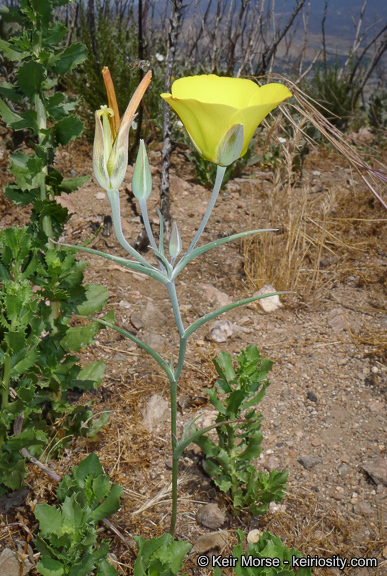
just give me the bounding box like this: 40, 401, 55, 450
161, 75, 292, 165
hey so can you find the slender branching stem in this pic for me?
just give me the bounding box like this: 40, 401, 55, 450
185, 165, 226, 257
107, 189, 155, 269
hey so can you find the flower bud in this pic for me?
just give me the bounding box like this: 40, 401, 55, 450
215, 123, 244, 166
132, 139, 152, 201
169, 221, 182, 259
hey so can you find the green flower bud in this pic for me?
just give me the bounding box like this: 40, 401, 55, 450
132, 139, 152, 201
169, 221, 182, 260
215, 123, 244, 167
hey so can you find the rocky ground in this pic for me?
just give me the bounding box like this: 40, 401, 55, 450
0, 136, 386, 575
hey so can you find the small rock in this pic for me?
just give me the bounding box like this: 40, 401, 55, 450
119, 300, 131, 309
142, 331, 165, 353
209, 320, 233, 342
0, 546, 33, 576
264, 456, 280, 472
337, 463, 348, 478
142, 394, 169, 431
191, 530, 228, 554
327, 308, 347, 333
130, 312, 144, 330
307, 391, 318, 402
298, 456, 323, 470
141, 301, 166, 330
369, 400, 385, 414
331, 491, 345, 501
311, 437, 323, 447
362, 458, 387, 486
96, 192, 105, 200
247, 529, 262, 543
253, 285, 283, 313
198, 283, 232, 307
196, 504, 226, 530
353, 501, 374, 516
312, 170, 321, 176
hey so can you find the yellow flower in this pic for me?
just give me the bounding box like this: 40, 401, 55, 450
161, 74, 292, 166
93, 70, 152, 190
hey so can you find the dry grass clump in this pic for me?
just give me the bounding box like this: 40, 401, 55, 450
243, 77, 387, 300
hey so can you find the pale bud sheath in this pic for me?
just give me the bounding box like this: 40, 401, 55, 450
169, 222, 182, 259
132, 139, 152, 201
215, 123, 244, 166
93, 105, 131, 191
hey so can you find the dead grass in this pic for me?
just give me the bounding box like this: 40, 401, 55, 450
243, 77, 386, 303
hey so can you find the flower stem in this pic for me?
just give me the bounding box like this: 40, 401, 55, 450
107, 189, 156, 269
185, 164, 226, 256
169, 373, 178, 536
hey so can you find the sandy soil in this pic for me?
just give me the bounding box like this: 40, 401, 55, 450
0, 136, 386, 575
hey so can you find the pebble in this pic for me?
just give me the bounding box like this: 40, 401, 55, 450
311, 437, 323, 447
247, 529, 262, 543
142, 394, 169, 431
298, 456, 323, 470
196, 504, 226, 530
307, 391, 318, 402
253, 285, 283, 313
191, 530, 228, 554
362, 458, 387, 486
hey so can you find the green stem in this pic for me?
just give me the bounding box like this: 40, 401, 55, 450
1, 354, 11, 408
106, 189, 157, 269
169, 374, 178, 536
35, 93, 53, 249
184, 165, 226, 257
166, 281, 185, 338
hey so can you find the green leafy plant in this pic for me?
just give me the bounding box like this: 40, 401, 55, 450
213, 530, 313, 576
34, 453, 122, 576
0, 0, 112, 494
0, 224, 111, 494
305, 59, 360, 130
368, 89, 387, 131
133, 533, 192, 576
193, 345, 288, 515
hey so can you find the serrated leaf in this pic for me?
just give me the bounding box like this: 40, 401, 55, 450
54, 115, 84, 146
35, 503, 63, 536
91, 483, 123, 523
58, 175, 89, 193
217, 351, 237, 381
74, 359, 106, 390
17, 61, 45, 97
74, 453, 104, 483
61, 494, 85, 533
60, 322, 99, 352
36, 556, 65, 576
0, 81, 23, 102
44, 21, 67, 45
86, 411, 110, 437
49, 43, 88, 75
96, 558, 119, 576
214, 474, 233, 493
0, 98, 23, 127
0, 38, 29, 60
76, 283, 109, 315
